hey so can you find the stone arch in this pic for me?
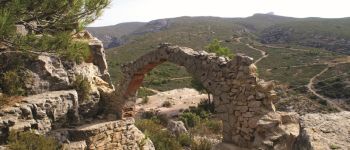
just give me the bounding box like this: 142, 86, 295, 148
110, 44, 277, 148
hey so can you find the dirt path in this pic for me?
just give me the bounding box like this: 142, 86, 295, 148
235, 37, 268, 65
306, 66, 344, 111
306, 58, 350, 111
135, 88, 207, 117
259, 44, 310, 52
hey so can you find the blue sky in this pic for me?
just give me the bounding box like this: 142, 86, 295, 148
89, 0, 350, 27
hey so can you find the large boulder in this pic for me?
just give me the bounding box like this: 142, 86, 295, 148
167, 120, 188, 136
293, 111, 350, 150
253, 112, 300, 150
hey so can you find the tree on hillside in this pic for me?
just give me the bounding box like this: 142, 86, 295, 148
0, 0, 110, 50
0, 0, 110, 96
205, 39, 234, 58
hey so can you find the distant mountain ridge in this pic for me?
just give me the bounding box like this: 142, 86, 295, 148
87, 14, 350, 53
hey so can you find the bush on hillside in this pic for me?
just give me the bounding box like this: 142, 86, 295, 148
190, 138, 213, 150
135, 119, 182, 150
180, 112, 201, 128
205, 39, 234, 58
8, 131, 59, 150
1, 70, 25, 96
177, 133, 192, 147
72, 75, 91, 102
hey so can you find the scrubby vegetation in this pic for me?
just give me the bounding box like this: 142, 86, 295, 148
8, 131, 59, 150
137, 87, 156, 98
135, 119, 182, 150
190, 138, 213, 150
135, 98, 221, 150
1, 70, 25, 96
72, 75, 91, 102
205, 39, 234, 58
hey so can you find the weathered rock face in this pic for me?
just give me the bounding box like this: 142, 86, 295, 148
112, 44, 279, 148
253, 112, 300, 150
293, 111, 350, 150
51, 118, 154, 150
0, 31, 115, 145
0, 90, 79, 143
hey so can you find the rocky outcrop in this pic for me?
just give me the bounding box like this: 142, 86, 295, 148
0, 31, 115, 145
293, 111, 350, 150
0, 90, 79, 143
253, 112, 299, 150
52, 118, 154, 150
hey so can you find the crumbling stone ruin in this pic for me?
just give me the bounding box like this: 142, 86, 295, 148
111, 44, 294, 148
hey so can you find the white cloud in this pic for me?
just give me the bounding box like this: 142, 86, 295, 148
89, 0, 350, 27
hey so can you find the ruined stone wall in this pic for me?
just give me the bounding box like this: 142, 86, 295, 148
111, 44, 278, 148
52, 118, 154, 150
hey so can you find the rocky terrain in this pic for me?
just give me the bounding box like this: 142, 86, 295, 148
0, 30, 154, 149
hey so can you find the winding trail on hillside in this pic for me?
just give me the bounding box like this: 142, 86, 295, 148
258, 41, 350, 111
306, 66, 344, 111
306, 57, 350, 111
236, 37, 350, 111
259, 44, 309, 52
236, 37, 268, 64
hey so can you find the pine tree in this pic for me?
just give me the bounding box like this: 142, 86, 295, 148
205, 39, 234, 58
0, 0, 110, 51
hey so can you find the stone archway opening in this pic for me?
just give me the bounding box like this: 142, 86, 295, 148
110, 43, 278, 148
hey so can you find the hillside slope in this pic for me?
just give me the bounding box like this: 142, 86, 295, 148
89, 14, 350, 111
261, 17, 350, 54
87, 22, 146, 48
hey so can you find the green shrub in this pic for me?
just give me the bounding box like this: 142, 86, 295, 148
191, 119, 223, 136
205, 39, 234, 58
135, 119, 182, 150
18, 32, 91, 64
72, 75, 91, 102
190, 138, 213, 150
8, 131, 59, 150
137, 87, 156, 98
185, 99, 214, 120
1, 70, 25, 96
318, 99, 328, 106
60, 40, 91, 64
180, 112, 201, 128
162, 101, 172, 108
177, 133, 192, 147
204, 119, 222, 134
140, 111, 169, 126
329, 144, 341, 149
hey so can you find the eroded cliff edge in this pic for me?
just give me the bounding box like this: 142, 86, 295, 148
0, 31, 154, 150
